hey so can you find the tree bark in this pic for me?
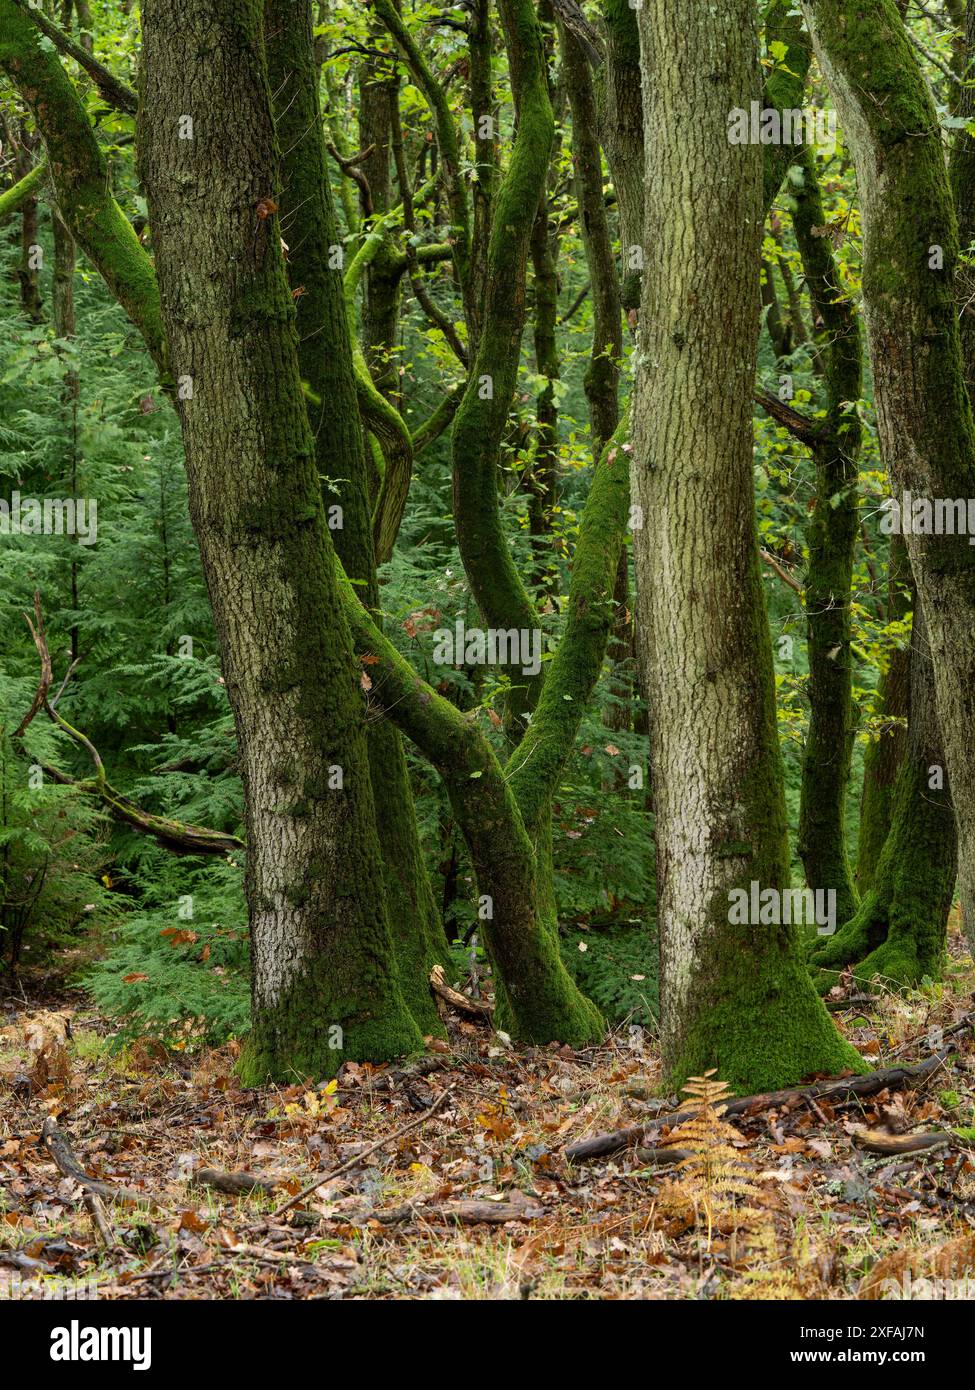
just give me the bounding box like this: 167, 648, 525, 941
631, 0, 861, 1092
139, 0, 423, 1081
809, 602, 957, 988
856, 534, 910, 894
805, 0, 975, 954
265, 0, 450, 1037
793, 145, 863, 928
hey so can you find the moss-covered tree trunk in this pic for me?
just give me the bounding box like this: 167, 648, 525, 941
139, 0, 423, 1081
599, 0, 644, 312
631, 0, 862, 1093
793, 146, 863, 927
358, 36, 404, 403
949, 0, 975, 398
856, 534, 910, 894
17, 164, 43, 322
528, 181, 561, 585
265, 0, 449, 1038
805, 0, 975, 955
0, 0, 166, 372
809, 602, 957, 987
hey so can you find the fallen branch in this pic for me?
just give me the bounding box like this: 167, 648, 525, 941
83, 1190, 118, 1249
889, 1009, 975, 1058
41, 1116, 172, 1214
16, 593, 243, 857
370, 1197, 544, 1226
633, 1146, 693, 1168
191, 1168, 280, 1197
852, 1129, 954, 1157
0, 1249, 51, 1274
271, 1085, 453, 1220
564, 1053, 953, 1163
429, 965, 493, 1019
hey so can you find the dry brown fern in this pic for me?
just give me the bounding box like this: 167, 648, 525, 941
660, 1072, 762, 1247
727, 1216, 806, 1300
859, 1232, 975, 1299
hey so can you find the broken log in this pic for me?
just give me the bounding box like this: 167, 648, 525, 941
429, 965, 493, 1019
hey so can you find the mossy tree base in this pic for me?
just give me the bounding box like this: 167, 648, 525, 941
237, 972, 424, 1086
494, 939, 605, 1048
808, 606, 956, 996
667, 945, 864, 1096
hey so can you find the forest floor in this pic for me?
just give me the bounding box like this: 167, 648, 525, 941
2, 916, 975, 1302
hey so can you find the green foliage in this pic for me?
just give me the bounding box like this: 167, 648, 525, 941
0, 673, 116, 974
87, 857, 248, 1047
561, 920, 658, 1028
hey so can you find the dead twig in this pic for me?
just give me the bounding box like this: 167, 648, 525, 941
271, 1085, 453, 1220
41, 1116, 173, 1215
83, 1190, 118, 1250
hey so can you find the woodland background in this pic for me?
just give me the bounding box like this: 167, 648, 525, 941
0, 0, 973, 1304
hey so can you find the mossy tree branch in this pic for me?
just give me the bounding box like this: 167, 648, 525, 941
451, 0, 555, 732
0, 156, 47, 223
368, 0, 473, 314
0, 0, 165, 373
10, 0, 138, 114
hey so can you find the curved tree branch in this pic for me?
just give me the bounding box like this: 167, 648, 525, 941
0, 0, 165, 373
15, 594, 243, 857
11, 0, 139, 114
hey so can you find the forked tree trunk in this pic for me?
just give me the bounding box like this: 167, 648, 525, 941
139, 0, 423, 1081
631, 0, 862, 1092
265, 0, 450, 1038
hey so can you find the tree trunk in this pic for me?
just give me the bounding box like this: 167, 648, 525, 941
856, 534, 910, 894
599, 0, 644, 305
139, 0, 423, 1082
793, 146, 863, 928
265, 0, 450, 1038
809, 603, 957, 988
631, 0, 861, 1093
805, 0, 975, 954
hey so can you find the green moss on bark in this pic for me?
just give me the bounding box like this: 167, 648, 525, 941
809, 606, 957, 991
794, 146, 863, 927
0, 0, 165, 371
